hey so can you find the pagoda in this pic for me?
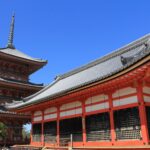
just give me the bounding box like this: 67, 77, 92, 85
0, 14, 47, 146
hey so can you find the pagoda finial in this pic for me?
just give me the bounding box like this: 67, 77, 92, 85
7, 13, 15, 49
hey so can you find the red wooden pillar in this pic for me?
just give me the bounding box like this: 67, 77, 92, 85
41, 110, 44, 146
82, 100, 86, 145
137, 82, 149, 145
108, 93, 116, 145
57, 106, 60, 146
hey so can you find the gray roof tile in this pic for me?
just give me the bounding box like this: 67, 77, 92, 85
0, 48, 46, 63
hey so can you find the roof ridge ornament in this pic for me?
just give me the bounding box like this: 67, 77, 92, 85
7, 13, 15, 49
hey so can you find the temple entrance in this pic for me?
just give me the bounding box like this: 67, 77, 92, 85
114, 107, 141, 140
59, 117, 83, 145
85, 112, 111, 141
44, 121, 57, 143
32, 123, 42, 142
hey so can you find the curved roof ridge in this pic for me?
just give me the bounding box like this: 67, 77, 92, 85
59, 33, 150, 79
23, 78, 60, 101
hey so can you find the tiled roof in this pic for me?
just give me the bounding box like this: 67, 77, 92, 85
0, 47, 47, 63
0, 109, 30, 117
7, 34, 150, 109
0, 77, 44, 88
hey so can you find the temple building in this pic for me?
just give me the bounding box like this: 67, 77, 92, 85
0, 15, 47, 146
8, 33, 150, 149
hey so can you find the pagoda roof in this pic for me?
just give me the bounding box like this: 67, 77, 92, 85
0, 77, 44, 89
0, 47, 47, 64
0, 110, 30, 120
7, 33, 150, 110
0, 106, 30, 120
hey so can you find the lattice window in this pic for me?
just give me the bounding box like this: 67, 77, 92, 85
60, 117, 83, 146
86, 112, 111, 141
114, 107, 141, 140
44, 121, 57, 143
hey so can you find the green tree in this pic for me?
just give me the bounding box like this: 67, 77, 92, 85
0, 122, 7, 141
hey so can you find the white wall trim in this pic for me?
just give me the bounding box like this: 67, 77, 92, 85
34, 111, 42, 116
144, 95, 150, 102
44, 107, 57, 114
143, 86, 150, 95
44, 113, 57, 120
85, 102, 109, 113
112, 87, 136, 98
60, 108, 82, 117
33, 116, 42, 122
85, 94, 108, 105
113, 96, 138, 107
60, 101, 82, 111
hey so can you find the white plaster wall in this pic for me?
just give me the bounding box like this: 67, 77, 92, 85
34, 111, 42, 116
112, 87, 136, 98
144, 95, 150, 102
85, 102, 109, 113
44, 113, 57, 120
44, 107, 57, 114
60, 108, 82, 117
113, 96, 138, 107
143, 86, 150, 95
60, 101, 82, 110
85, 94, 108, 105
33, 116, 42, 122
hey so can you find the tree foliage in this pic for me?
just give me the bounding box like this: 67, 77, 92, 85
0, 122, 7, 141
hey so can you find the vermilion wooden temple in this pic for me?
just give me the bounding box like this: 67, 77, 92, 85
8, 34, 150, 149
0, 15, 47, 146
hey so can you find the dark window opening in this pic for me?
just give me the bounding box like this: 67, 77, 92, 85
146, 107, 150, 139
44, 121, 57, 143
86, 112, 111, 141
114, 107, 141, 140
32, 123, 42, 142
60, 117, 83, 145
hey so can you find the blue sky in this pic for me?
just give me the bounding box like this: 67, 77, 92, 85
0, 0, 150, 85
